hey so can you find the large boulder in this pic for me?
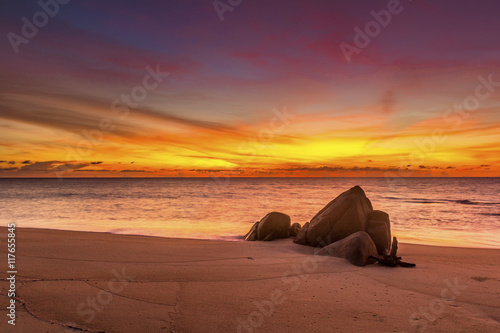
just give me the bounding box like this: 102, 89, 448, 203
245, 212, 291, 241
316, 231, 378, 266
293, 222, 309, 245
366, 210, 391, 254
306, 186, 373, 247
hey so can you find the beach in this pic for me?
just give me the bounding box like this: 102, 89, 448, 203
0, 227, 499, 332
2, 0, 499, 332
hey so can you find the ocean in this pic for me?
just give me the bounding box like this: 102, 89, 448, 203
0, 177, 499, 248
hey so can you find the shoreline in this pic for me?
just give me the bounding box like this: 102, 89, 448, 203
5, 226, 500, 250
1, 227, 499, 332
1, 176, 499, 178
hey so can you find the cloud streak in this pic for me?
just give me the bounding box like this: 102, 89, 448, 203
0, 1, 499, 177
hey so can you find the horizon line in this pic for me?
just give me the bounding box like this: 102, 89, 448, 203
0, 176, 498, 179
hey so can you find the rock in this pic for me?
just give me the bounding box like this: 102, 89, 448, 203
316, 231, 378, 266
244, 222, 259, 241
306, 186, 373, 247
293, 222, 309, 245
371, 237, 415, 268
255, 212, 291, 241
289, 223, 302, 237
366, 210, 391, 254
262, 231, 279, 241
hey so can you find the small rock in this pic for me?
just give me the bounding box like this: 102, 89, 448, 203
257, 212, 291, 240
316, 231, 378, 266
289, 222, 302, 237
293, 222, 309, 245
366, 210, 391, 254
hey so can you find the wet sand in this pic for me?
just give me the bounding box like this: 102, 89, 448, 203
0, 227, 499, 332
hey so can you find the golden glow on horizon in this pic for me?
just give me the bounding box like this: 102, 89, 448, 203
1, 81, 499, 177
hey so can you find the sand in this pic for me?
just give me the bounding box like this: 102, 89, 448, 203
0, 227, 499, 333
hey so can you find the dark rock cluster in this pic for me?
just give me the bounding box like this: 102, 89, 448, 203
244, 186, 393, 266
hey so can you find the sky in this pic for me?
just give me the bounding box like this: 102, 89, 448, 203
0, 0, 499, 177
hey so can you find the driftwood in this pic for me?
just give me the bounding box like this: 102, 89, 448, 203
369, 237, 416, 268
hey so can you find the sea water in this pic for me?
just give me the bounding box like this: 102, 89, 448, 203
0, 177, 498, 248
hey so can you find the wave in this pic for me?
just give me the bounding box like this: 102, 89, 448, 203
382, 196, 498, 206
454, 199, 478, 205
405, 200, 442, 204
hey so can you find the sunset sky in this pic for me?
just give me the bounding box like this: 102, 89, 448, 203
1, 0, 499, 177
